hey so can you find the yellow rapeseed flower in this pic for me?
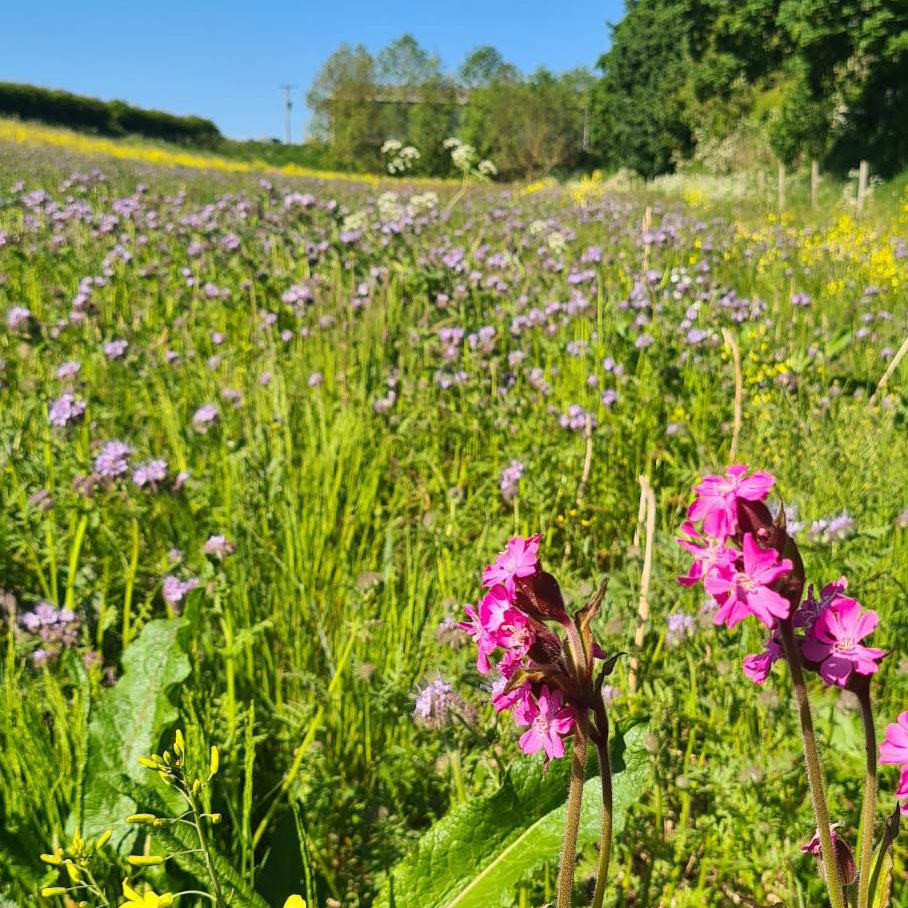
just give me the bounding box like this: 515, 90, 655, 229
283, 897, 307, 908
119, 879, 173, 908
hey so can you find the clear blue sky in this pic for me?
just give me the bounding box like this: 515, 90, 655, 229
2, 1, 623, 140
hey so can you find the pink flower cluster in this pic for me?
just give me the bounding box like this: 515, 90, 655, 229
678, 465, 886, 687
459, 535, 575, 761
879, 711, 908, 815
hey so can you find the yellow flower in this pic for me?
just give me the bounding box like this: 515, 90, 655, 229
283, 897, 307, 908
119, 879, 174, 908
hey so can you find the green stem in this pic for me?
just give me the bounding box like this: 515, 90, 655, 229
187, 791, 227, 908
449, 748, 467, 804
557, 722, 588, 908
779, 622, 845, 908
857, 686, 877, 908
591, 714, 613, 908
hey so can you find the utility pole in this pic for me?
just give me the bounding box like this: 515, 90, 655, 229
279, 84, 296, 144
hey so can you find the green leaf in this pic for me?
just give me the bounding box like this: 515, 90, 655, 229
868, 805, 900, 908
374, 721, 650, 908
79, 617, 191, 847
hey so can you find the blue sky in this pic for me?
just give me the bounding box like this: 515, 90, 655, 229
2, 1, 623, 140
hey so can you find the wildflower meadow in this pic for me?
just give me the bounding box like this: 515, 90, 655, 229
1, 130, 908, 908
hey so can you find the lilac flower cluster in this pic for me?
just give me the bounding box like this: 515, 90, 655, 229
19, 602, 80, 664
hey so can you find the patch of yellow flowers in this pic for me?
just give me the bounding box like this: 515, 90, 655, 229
738, 211, 904, 295
0, 117, 441, 189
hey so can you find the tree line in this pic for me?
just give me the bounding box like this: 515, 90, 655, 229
0, 82, 222, 148
306, 36, 597, 180
310, 0, 908, 180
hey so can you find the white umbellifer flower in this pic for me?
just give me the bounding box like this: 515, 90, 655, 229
528, 219, 547, 236
409, 191, 439, 213
477, 159, 497, 178
547, 231, 566, 254
382, 140, 421, 175
342, 208, 370, 232
451, 143, 476, 173
377, 191, 403, 222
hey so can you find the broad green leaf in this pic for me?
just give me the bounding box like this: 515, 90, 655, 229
374, 721, 650, 908
79, 617, 191, 846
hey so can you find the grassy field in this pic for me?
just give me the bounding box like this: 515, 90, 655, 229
1, 133, 907, 908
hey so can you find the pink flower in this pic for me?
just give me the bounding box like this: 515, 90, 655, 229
492, 608, 536, 658
743, 633, 783, 683
879, 711, 908, 766
482, 534, 542, 595
801, 823, 840, 856
676, 521, 738, 586
516, 686, 575, 761
688, 465, 775, 540
491, 675, 529, 713
705, 534, 793, 628
457, 603, 497, 674
801, 596, 887, 687
897, 767, 908, 815
477, 585, 512, 634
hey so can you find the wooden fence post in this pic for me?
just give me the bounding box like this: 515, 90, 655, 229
777, 161, 785, 212
857, 159, 868, 214
811, 159, 819, 208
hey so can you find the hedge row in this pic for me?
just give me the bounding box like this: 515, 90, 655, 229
0, 82, 222, 147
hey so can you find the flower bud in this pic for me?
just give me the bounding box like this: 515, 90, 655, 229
40, 853, 62, 865
514, 571, 569, 624
40, 887, 68, 897
96, 829, 112, 849
209, 745, 219, 777
126, 814, 157, 825
127, 854, 165, 866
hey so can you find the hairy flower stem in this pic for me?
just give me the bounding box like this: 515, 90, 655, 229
779, 621, 846, 908
590, 709, 613, 908
557, 723, 588, 908
857, 686, 877, 908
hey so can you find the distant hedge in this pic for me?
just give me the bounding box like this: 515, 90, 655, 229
0, 82, 222, 147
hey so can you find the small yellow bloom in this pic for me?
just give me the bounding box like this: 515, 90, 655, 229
119, 879, 174, 908
40, 887, 67, 897
283, 897, 307, 908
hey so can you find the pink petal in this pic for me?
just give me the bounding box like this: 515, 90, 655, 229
818, 654, 853, 687
519, 728, 544, 755
543, 731, 565, 761
735, 471, 775, 500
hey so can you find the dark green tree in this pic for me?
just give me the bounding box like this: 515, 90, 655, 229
590, 0, 693, 177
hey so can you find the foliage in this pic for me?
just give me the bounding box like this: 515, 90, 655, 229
374, 722, 649, 908
80, 615, 193, 846
0, 81, 221, 147
589, 0, 908, 177
1, 135, 907, 908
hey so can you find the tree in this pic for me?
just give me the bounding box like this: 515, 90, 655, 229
457, 46, 518, 87
590, 0, 693, 177
307, 43, 380, 170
